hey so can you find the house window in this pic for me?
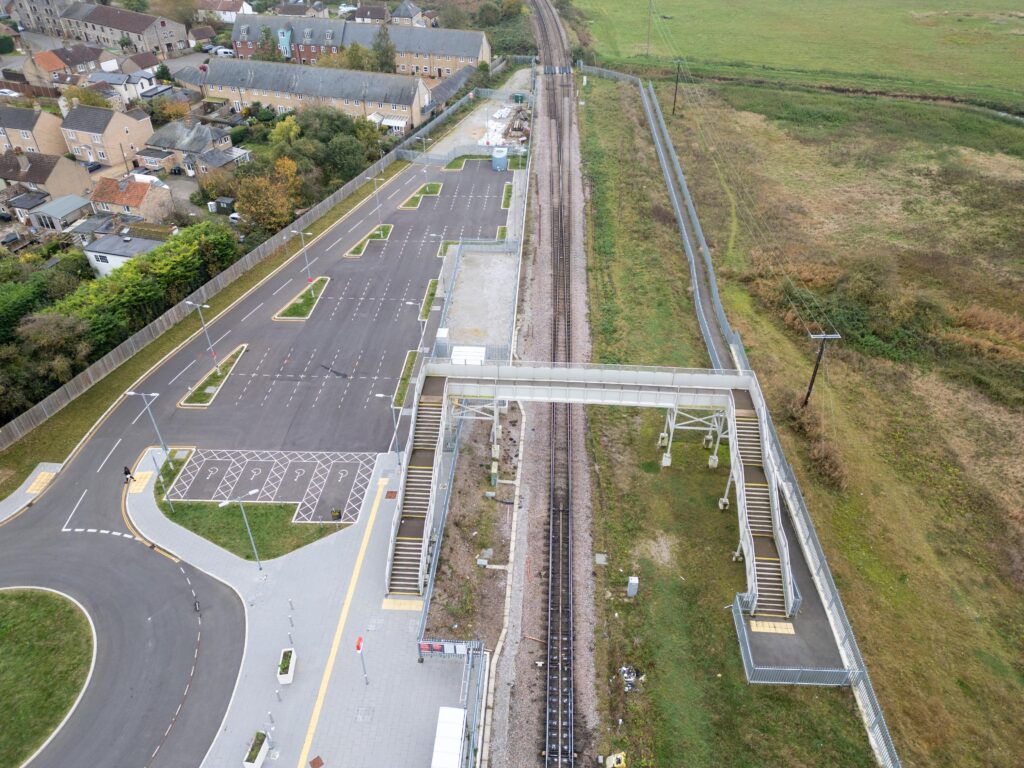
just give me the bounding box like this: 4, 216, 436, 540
98, 150, 107, 160
200, 165, 208, 173
25, 146, 35, 152
331, 46, 337, 53
19, 130, 29, 138
310, 59, 316, 65
248, 41, 253, 48
94, 253, 108, 263
325, 30, 333, 41
401, 104, 408, 111
400, 64, 405, 71
92, 133, 102, 144
98, 202, 109, 211
72, 146, 81, 155
390, 103, 396, 110
298, 45, 304, 51
445, 68, 451, 75
123, 205, 131, 213
277, 105, 287, 114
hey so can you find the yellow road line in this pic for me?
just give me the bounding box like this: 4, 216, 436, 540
296, 477, 388, 768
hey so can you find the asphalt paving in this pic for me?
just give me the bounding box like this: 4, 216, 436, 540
0, 159, 511, 767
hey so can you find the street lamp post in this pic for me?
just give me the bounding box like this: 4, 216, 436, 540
290, 229, 315, 297
365, 174, 383, 234
125, 391, 175, 513
219, 489, 261, 570
185, 300, 218, 373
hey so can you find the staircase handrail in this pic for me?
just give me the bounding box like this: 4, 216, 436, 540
385, 365, 429, 589
417, 378, 450, 594
728, 393, 758, 611
754, 388, 799, 617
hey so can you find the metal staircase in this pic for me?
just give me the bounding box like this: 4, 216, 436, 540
387, 377, 445, 595
732, 391, 794, 618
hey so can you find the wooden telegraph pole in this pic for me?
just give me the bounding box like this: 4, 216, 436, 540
802, 333, 842, 407
672, 60, 682, 115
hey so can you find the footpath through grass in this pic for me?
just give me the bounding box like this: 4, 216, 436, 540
277, 276, 328, 319
579, 75, 873, 764
155, 452, 336, 560
0, 161, 408, 499
0, 589, 92, 767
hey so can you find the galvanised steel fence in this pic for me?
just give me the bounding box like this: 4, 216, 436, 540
581, 62, 901, 768
0, 89, 479, 452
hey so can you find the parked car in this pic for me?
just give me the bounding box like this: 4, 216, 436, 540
201, 43, 215, 53
0, 212, 11, 222
228, 212, 243, 224
214, 47, 235, 58
0, 88, 21, 98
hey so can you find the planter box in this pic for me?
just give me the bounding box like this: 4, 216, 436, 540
243, 731, 269, 768
276, 647, 295, 685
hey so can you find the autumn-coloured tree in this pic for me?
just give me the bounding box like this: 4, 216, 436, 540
234, 157, 299, 234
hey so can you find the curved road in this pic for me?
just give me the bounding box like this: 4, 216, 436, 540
0, 159, 506, 766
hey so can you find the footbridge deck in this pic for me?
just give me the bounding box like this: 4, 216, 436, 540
387, 359, 845, 679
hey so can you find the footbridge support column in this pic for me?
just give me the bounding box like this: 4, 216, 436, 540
658, 405, 728, 469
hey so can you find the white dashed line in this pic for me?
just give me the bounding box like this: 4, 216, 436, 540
168, 360, 196, 385
272, 278, 293, 296
240, 302, 264, 322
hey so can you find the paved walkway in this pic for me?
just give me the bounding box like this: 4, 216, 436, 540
0, 462, 61, 525
128, 448, 472, 768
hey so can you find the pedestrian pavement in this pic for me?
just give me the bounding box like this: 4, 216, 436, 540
0, 462, 62, 525
128, 447, 472, 768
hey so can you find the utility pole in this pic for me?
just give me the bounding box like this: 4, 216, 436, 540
802, 333, 841, 407
672, 60, 682, 115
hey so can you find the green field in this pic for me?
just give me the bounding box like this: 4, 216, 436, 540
0, 589, 92, 767
574, 0, 1024, 109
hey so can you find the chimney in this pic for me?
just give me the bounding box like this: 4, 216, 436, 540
16, 153, 29, 172
72, 97, 80, 108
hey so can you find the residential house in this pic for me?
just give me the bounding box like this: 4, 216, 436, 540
28, 194, 92, 232
0, 150, 92, 198
273, 2, 329, 18
86, 70, 158, 105
84, 232, 163, 276
140, 118, 249, 175
9, 0, 72, 37
390, 0, 422, 27
120, 51, 161, 73
197, 0, 253, 24
60, 2, 189, 58
352, 4, 387, 24
22, 44, 117, 88
9, 190, 48, 223
188, 25, 217, 48
0, 183, 28, 219
0, 105, 67, 155
61, 105, 153, 167
175, 58, 429, 132
422, 9, 439, 27
231, 15, 490, 78
90, 175, 173, 222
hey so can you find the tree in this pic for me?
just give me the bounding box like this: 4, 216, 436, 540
118, 35, 133, 51
501, 0, 524, 18
269, 114, 300, 146
16, 314, 91, 386
371, 24, 396, 73
64, 86, 109, 108
344, 42, 371, 71
154, 63, 172, 82
253, 26, 283, 62
122, 0, 148, 11
439, 6, 467, 29
353, 118, 384, 162
476, 1, 501, 27
324, 134, 365, 184
234, 157, 300, 234
150, 0, 197, 26
314, 49, 349, 69
150, 96, 189, 125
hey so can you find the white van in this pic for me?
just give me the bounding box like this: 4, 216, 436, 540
214, 47, 234, 58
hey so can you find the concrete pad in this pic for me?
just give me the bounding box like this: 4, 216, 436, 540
444, 248, 518, 348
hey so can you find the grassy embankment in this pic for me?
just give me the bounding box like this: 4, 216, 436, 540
154, 452, 336, 560
647, 73, 1024, 767
0, 589, 92, 767
573, 0, 1024, 111
579, 78, 872, 765
0, 161, 409, 499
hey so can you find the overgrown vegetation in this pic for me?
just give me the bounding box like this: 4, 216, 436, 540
419, 279, 438, 321
392, 350, 417, 408
437, 0, 537, 55
579, 76, 872, 763
0, 589, 92, 767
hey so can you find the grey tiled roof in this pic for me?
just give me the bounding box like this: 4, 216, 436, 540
353, 5, 386, 20
62, 105, 116, 133
232, 14, 486, 58
181, 59, 421, 105
61, 2, 161, 34
392, 1, 421, 18
52, 44, 107, 67
0, 151, 61, 184
147, 120, 228, 153
0, 106, 42, 131
86, 233, 163, 258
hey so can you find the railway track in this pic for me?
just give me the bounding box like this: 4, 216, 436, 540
531, 1, 576, 765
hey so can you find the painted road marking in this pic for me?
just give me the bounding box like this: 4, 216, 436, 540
272, 278, 293, 296
62, 489, 88, 530
168, 360, 196, 385
96, 438, 122, 473
381, 597, 422, 611
750, 620, 795, 635
27, 471, 55, 494
128, 471, 153, 494
240, 302, 264, 323
296, 478, 388, 768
